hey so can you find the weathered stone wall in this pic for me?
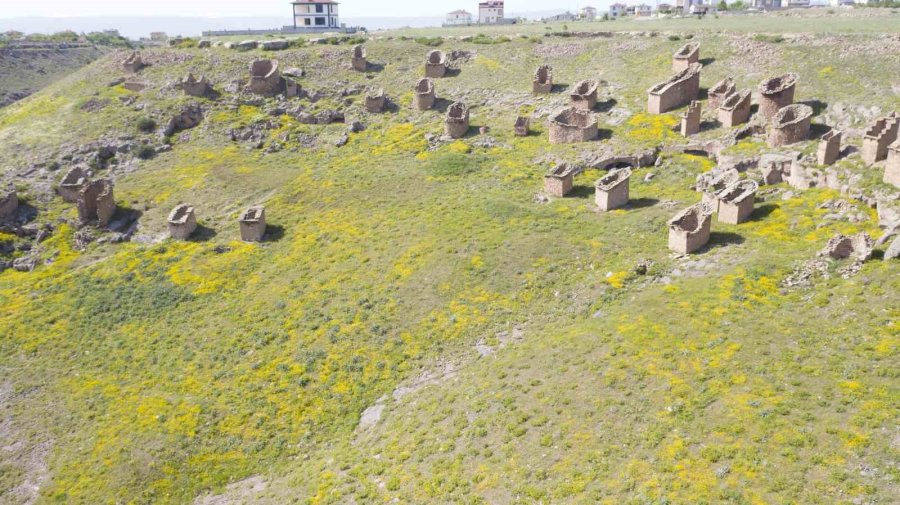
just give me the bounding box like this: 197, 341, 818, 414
885, 140, 900, 188
717, 89, 751, 128
767, 104, 813, 147
248, 59, 284, 97
544, 164, 576, 197
817, 130, 842, 166
548, 107, 598, 144
351, 45, 367, 71
708, 77, 735, 111
77, 179, 116, 227
668, 203, 712, 254
240, 205, 266, 242
365, 89, 386, 113
58, 166, 89, 203
758, 73, 797, 121
595, 167, 631, 211
672, 42, 699, 72
122, 51, 144, 73
168, 204, 197, 240
413, 78, 435, 110
444, 102, 470, 138
715, 180, 757, 225
514, 116, 530, 137
181, 73, 210, 97
569, 80, 598, 111
0, 189, 17, 221
425, 50, 447, 78
533, 65, 552, 93
861, 114, 899, 166
647, 63, 701, 114
681, 101, 701, 137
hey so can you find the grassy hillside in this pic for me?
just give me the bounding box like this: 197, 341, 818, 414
0, 11, 898, 505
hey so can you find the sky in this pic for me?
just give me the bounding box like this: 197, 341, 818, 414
0, 0, 601, 19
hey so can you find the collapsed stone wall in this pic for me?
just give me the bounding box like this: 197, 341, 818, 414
122, 51, 144, 73
672, 42, 699, 72
717, 89, 751, 128
767, 104, 813, 147
548, 107, 598, 144
861, 113, 899, 166
758, 73, 797, 121
77, 179, 116, 227
570, 80, 598, 111
708, 77, 735, 111
647, 63, 701, 114
181, 73, 210, 97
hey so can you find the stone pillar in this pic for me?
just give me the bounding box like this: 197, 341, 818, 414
680, 101, 701, 137
817, 130, 841, 166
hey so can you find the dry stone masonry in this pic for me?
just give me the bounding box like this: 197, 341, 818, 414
668, 202, 713, 254
544, 163, 577, 197
758, 153, 796, 185
514, 116, 530, 137
239, 205, 266, 242
717, 89, 752, 128
569, 80, 598, 111
595, 167, 632, 211
885, 140, 900, 188
444, 102, 470, 139
672, 43, 699, 72
861, 113, 899, 166
0, 189, 17, 222
533, 65, 553, 93
413, 78, 435, 111
76, 179, 116, 227
819, 232, 873, 261
122, 51, 144, 73
180, 73, 211, 97
708, 77, 736, 111
168, 204, 197, 240
767, 104, 813, 147
715, 180, 757, 225
425, 50, 447, 78
680, 101, 701, 137
58, 166, 89, 203
365, 88, 386, 113
351, 45, 367, 71
248, 59, 284, 97
758, 73, 798, 121
548, 107, 598, 144
817, 130, 842, 166
647, 63, 701, 114
697, 168, 739, 208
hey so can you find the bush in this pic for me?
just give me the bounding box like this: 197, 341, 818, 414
753, 34, 785, 43
136, 117, 156, 133
414, 37, 443, 47
135, 145, 156, 160
668, 35, 682, 41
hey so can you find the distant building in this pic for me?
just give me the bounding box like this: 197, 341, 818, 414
543, 11, 578, 22
657, 3, 674, 13
150, 32, 168, 42
445, 9, 473, 25
580, 6, 598, 20
636, 3, 653, 15
609, 3, 628, 17
751, 0, 783, 8
291, 0, 340, 29
478, 1, 505, 24
787, 0, 810, 6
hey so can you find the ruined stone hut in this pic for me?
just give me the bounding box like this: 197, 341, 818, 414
647, 63, 701, 114
595, 167, 632, 211
548, 107, 598, 144
767, 103, 813, 147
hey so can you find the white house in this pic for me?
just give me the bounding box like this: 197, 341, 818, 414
636, 3, 653, 15
445, 10, 473, 25
291, 0, 340, 29
609, 3, 628, 17
478, 1, 505, 24
580, 6, 598, 20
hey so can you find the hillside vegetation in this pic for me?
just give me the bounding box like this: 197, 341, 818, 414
0, 11, 898, 505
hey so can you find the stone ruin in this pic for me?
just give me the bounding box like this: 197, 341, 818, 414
885, 140, 900, 188
861, 113, 899, 166
758, 153, 797, 185
163, 105, 204, 136
122, 51, 144, 73
58, 166, 89, 203
167, 204, 197, 240
715, 179, 757, 225
365, 88, 386, 113
717, 89, 751, 128
351, 44, 368, 71
668, 202, 714, 254
239, 205, 266, 242
595, 167, 632, 211
413, 78, 435, 111
248, 59, 284, 97
444, 102, 470, 139
0, 188, 17, 222
758, 73, 797, 121
548, 107, 598, 144
647, 63, 701, 114
817, 129, 842, 166
533, 65, 553, 93
514, 116, 530, 137
767, 104, 813, 147
544, 163, 577, 197
180, 73, 210, 97
819, 232, 873, 261
708, 77, 736, 111
425, 50, 447, 78
76, 179, 116, 227
123, 81, 147, 92
697, 167, 739, 208
672, 43, 699, 72
680, 100, 701, 137
569, 80, 598, 111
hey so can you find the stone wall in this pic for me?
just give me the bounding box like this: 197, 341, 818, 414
351, 45, 367, 71
181, 73, 210, 97
444, 102, 470, 139
817, 129, 841, 166
240, 205, 266, 242
708, 77, 735, 111
58, 166, 89, 203
0, 189, 17, 222
514, 116, 530, 137
681, 101, 701, 137
595, 167, 631, 211
672, 42, 699, 72
533, 65, 552, 93
365, 89, 386, 113
413, 78, 435, 110
544, 164, 576, 197
168, 204, 197, 240
758, 73, 797, 121
715, 180, 757, 225
668, 203, 713, 254
885, 140, 900, 188
647, 63, 701, 114
861, 114, 899, 166
77, 179, 116, 227
548, 107, 598, 144
717, 89, 751, 128
767, 104, 813, 147
122, 51, 144, 73
569, 80, 598, 111
248, 59, 284, 97
425, 50, 447, 78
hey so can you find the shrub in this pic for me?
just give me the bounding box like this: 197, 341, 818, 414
136, 117, 156, 133
753, 34, 785, 43
668, 35, 682, 41
135, 145, 156, 160
414, 37, 443, 47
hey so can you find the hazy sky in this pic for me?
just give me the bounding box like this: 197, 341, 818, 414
0, 0, 600, 18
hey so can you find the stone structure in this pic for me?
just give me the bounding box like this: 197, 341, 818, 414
58, 166, 89, 203
861, 114, 899, 166
122, 51, 144, 73
817, 129, 842, 166
672, 43, 699, 72
647, 63, 701, 114
594, 167, 632, 211
717, 90, 752, 128
533, 65, 553, 93
76, 179, 116, 227
444, 102, 471, 139
767, 104, 813, 147
0, 189, 17, 222
548, 107, 598, 144
122, 81, 147, 92
708, 77, 735, 111
758, 73, 797, 121
569, 80, 598, 111
514, 116, 530, 137
239, 205, 266, 242
168, 204, 197, 240
697, 168, 739, 208
544, 163, 576, 197
758, 153, 796, 185
413, 78, 435, 111
819, 232, 873, 261
365, 88, 386, 113
424, 50, 448, 78
680, 100, 701, 136
885, 140, 900, 188
715, 180, 757, 225
248, 59, 284, 97
351, 45, 367, 71
163, 105, 204, 136
180, 73, 210, 97
668, 202, 713, 254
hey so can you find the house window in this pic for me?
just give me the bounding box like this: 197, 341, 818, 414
316, 4, 324, 13
304, 18, 311, 25
315, 17, 326, 25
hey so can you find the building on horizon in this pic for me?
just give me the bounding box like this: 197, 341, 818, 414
579, 6, 598, 20
291, 0, 340, 29
609, 3, 628, 17
478, 1, 505, 24
445, 9, 474, 26
543, 11, 577, 21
